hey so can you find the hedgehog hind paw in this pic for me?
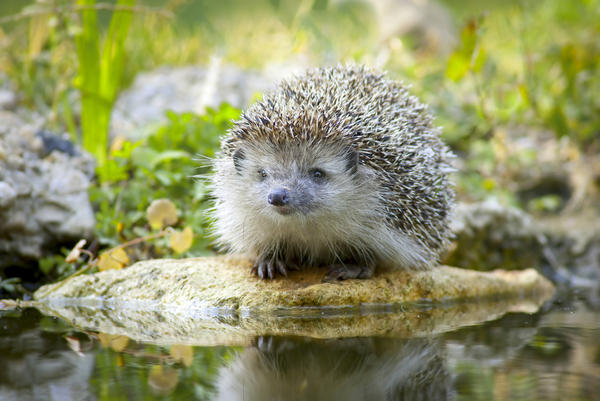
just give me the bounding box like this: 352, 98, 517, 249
252, 256, 289, 279
324, 263, 375, 281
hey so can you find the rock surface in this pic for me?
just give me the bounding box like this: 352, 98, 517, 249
33, 256, 554, 345
447, 200, 600, 291
0, 106, 95, 268
0, 74, 17, 111
110, 62, 277, 139
448, 200, 544, 271
366, 0, 456, 52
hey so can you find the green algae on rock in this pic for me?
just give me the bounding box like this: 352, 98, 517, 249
31, 256, 555, 345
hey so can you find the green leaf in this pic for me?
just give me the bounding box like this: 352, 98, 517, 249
471, 45, 486, 73
149, 150, 192, 169
97, 159, 129, 183
445, 18, 484, 82
131, 146, 160, 170
154, 170, 174, 186
100, 0, 135, 102
446, 52, 470, 82
548, 104, 570, 137
75, 0, 135, 172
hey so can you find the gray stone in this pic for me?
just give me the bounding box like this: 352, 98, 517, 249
110, 62, 277, 139
364, 0, 456, 52
0, 182, 17, 208
0, 75, 17, 111
448, 200, 543, 271
447, 200, 600, 292
0, 110, 95, 268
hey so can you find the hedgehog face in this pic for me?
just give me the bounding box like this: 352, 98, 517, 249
230, 141, 359, 220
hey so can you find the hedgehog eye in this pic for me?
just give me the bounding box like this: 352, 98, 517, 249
310, 168, 326, 181
258, 169, 268, 179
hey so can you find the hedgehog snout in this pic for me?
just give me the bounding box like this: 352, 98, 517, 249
267, 188, 290, 206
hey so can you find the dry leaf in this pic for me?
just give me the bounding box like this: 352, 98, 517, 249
97, 333, 130, 352
65, 336, 85, 357
147, 199, 178, 230
148, 365, 178, 395
110, 135, 127, 154
169, 344, 194, 366
98, 248, 130, 271
169, 226, 193, 254
65, 239, 87, 263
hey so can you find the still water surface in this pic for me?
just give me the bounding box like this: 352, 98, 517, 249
1, 296, 598, 401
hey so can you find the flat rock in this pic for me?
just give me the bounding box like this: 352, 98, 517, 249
32, 256, 555, 346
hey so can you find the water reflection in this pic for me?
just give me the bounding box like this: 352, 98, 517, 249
216, 336, 454, 401
0, 301, 599, 401
0, 309, 95, 401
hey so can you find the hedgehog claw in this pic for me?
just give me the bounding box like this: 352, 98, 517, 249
324, 263, 375, 281
251, 260, 267, 279
253, 255, 289, 279
276, 259, 288, 277
267, 259, 276, 279
286, 260, 301, 271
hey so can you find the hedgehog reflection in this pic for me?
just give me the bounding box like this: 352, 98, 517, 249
215, 336, 455, 401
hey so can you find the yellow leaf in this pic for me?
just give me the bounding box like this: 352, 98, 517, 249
170, 344, 194, 366
148, 365, 178, 395
169, 226, 193, 254
110, 135, 127, 155
482, 178, 496, 191
518, 84, 529, 105
98, 248, 130, 271
147, 199, 178, 230
97, 333, 130, 352
28, 15, 50, 60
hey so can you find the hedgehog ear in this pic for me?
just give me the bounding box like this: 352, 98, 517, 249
232, 148, 245, 173
345, 148, 359, 175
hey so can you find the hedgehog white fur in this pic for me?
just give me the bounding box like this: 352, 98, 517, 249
211, 65, 454, 280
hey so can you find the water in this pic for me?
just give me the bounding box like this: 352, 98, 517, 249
1, 295, 598, 401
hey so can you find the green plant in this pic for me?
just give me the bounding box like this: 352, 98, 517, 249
0, 278, 27, 296
36, 105, 238, 280
75, 0, 135, 170
439, 0, 599, 149
90, 104, 240, 259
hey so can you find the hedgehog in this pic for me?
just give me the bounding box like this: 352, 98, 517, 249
211, 65, 454, 280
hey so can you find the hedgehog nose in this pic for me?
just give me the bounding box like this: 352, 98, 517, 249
268, 188, 290, 206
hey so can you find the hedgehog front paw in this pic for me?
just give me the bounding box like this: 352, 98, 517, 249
324, 263, 375, 281
252, 255, 289, 279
